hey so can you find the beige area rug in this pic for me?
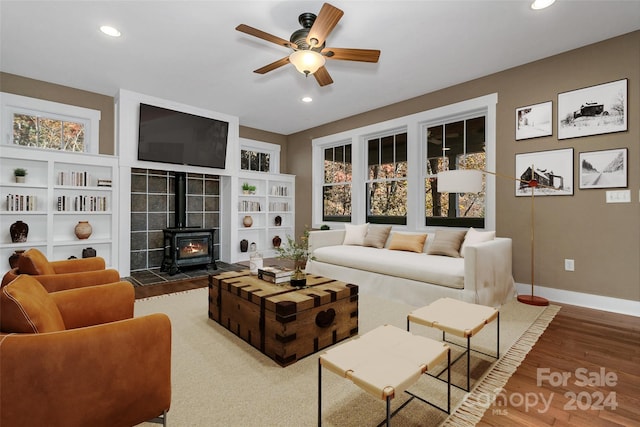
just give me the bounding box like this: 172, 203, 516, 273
135, 288, 559, 427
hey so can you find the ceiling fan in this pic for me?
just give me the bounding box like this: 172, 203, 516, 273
235, 2, 380, 87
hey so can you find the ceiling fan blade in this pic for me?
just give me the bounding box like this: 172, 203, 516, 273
253, 56, 291, 74
314, 66, 334, 87
306, 3, 344, 48
321, 47, 381, 63
236, 24, 297, 49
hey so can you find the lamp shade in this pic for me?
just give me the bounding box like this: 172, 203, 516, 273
289, 50, 326, 75
437, 170, 483, 193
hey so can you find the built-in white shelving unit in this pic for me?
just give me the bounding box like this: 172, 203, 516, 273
0, 145, 118, 271
222, 171, 295, 263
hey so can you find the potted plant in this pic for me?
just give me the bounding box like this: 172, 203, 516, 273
275, 229, 314, 287
242, 182, 257, 194
13, 168, 27, 183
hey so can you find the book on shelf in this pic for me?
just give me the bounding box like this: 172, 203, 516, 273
258, 266, 293, 279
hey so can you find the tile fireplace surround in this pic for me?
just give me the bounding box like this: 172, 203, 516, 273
130, 168, 221, 272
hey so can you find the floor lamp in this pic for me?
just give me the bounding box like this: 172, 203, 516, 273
437, 167, 549, 307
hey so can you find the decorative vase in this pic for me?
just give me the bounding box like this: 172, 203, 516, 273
15, 176, 25, 183
274, 215, 282, 226
290, 268, 307, 288
8, 249, 25, 268
272, 235, 282, 248
74, 221, 92, 239
240, 239, 249, 252
82, 247, 96, 258
249, 242, 257, 252
243, 215, 253, 228
9, 220, 28, 243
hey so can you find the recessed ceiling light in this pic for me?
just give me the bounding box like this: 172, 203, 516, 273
531, 0, 556, 10
301, 96, 313, 103
100, 25, 121, 37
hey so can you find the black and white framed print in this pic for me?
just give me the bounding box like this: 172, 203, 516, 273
515, 101, 552, 140
579, 148, 627, 189
558, 79, 628, 140
515, 148, 574, 196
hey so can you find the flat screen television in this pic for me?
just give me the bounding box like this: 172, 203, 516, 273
138, 103, 229, 169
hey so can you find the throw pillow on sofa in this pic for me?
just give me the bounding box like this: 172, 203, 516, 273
427, 230, 467, 257
342, 223, 369, 245
388, 233, 427, 253
363, 225, 392, 249
460, 227, 496, 257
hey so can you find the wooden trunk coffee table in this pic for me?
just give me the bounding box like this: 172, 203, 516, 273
208, 270, 359, 366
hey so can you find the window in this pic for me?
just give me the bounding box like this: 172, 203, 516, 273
311, 93, 497, 231
13, 114, 86, 151
239, 138, 280, 173
1, 92, 100, 153
425, 116, 486, 227
366, 131, 408, 224
323, 144, 352, 222
241, 149, 270, 172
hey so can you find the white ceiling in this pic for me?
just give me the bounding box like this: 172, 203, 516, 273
1, 1, 639, 135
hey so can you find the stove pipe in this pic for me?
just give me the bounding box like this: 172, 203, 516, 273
175, 172, 186, 228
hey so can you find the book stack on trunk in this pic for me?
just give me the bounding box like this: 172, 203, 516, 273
258, 266, 293, 284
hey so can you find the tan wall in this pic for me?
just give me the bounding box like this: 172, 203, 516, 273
287, 31, 640, 302
0, 72, 115, 155
239, 126, 289, 173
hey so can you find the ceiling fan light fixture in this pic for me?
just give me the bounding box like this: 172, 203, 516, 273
289, 50, 325, 75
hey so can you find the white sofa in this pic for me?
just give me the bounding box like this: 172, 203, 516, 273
306, 229, 516, 307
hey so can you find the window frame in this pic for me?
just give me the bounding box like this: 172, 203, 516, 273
239, 138, 280, 174
365, 129, 408, 225
1, 92, 100, 153
312, 94, 497, 231
320, 141, 353, 223
424, 114, 487, 228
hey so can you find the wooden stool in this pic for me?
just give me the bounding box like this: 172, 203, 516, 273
318, 324, 450, 426
407, 297, 499, 391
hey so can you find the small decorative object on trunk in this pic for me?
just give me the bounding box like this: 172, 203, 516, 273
290, 268, 307, 288
249, 251, 263, 275
13, 168, 27, 183
275, 229, 314, 288
243, 215, 253, 227
8, 249, 25, 268
274, 215, 282, 226
74, 221, 92, 239
272, 235, 281, 248
240, 239, 249, 252
82, 247, 96, 258
9, 220, 28, 243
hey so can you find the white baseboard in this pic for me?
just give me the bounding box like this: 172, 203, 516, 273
515, 282, 639, 317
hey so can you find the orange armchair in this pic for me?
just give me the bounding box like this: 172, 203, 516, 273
1, 248, 121, 291
0, 275, 171, 427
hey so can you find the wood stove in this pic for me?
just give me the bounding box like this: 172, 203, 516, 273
161, 227, 217, 275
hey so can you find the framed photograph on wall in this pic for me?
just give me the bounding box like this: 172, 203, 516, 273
515, 101, 552, 140
558, 79, 627, 140
515, 148, 574, 196
579, 148, 627, 189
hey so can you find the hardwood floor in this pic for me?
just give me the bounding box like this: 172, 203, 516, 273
133, 277, 209, 299
478, 303, 640, 426
135, 276, 640, 426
